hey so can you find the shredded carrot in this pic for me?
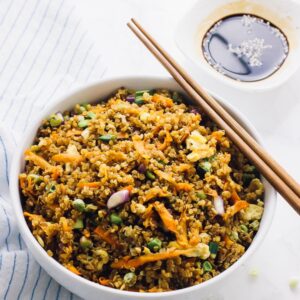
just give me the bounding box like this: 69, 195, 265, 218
231, 190, 241, 203
123, 185, 133, 193
66, 264, 81, 275
61, 217, 71, 231
157, 131, 173, 151
174, 164, 193, 173
24, 211, 44, 222
153, 202, 178, 233
211, 130, 225, 141
224, 235, 234, 248
154, 170, 176, 185
152, 94, 174, 107
77, 182, 101, 188
175, 182, 193, 192
19, 176, 26, 190
94, 226, 119, 248
144, 187, 171, 202
52, 153, 83, 164
111, 248, 198, 269
99, 277, 111, 286
142, 204, 157, 228
176, 210, 189, 247
24, 150, 60, 179
147, 287, 170, 292
180, 132, 190, 143
223, 200, 249, 221
132, 136, 150, 160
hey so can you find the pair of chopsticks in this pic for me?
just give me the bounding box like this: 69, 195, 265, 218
127, 18, 300, 215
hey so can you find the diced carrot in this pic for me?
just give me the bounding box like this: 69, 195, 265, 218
52, 153, 83, 164
211, 130, 225, 141
94, 226, 119, 248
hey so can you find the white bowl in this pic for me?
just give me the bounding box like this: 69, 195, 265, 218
10, 76, 276, 300
175, 0, 300, 92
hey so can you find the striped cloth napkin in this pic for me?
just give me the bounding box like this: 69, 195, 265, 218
0, 0, 106, 299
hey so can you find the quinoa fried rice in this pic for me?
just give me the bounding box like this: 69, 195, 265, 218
20, 88, 264, 292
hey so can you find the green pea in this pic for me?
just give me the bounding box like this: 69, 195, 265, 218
80, 236, 93, 249
147, 238, 162, 252
123, 272, 137, 286
146, 170, 156, 180
203, 261, 213, 272
110, 213, 122, 225
86, 112, 96, 119
73, 199, 86, 212
73, 218, 84, 229
78, 119, 89, 128
209, 242, 219, 256
240, 224, 248, 233
99, 134, 115, 142
196, 192, 207, 200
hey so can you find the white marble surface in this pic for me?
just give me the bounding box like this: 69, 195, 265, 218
74, 1, 300, 299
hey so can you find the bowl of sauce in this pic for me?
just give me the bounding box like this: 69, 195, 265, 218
175, 0, 300, 91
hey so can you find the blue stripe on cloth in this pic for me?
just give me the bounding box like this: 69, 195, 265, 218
13, 0, 66, 97
31, 265, 42, 300
85, 55, 101, 82
0, 254, 2, 270
65, 31, 87, 74
0, 0, 39, 76
22, 19, 81, 133
0, 0, 28, 51
17, 252, 29, 300
1, 205, 11, 251
43, 278, 52, 300
0, 0, 52, 112
0, 135, 9, 185
12, 5, 75, 130
3, 253, 17, 300
70, 293, 73, 300
3, 0, 66, 119
0, 0, 16, 26
56, 285, 62, 300
74, 43, 94, 80
18, 234, 22, 250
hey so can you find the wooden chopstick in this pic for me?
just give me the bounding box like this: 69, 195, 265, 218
127, 19, 300, 215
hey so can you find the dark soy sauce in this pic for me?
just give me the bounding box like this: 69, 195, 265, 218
202, 14, 289, 82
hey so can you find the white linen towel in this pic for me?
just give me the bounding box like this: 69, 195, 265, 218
0, 0, 107, 299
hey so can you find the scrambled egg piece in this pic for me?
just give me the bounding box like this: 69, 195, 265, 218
240, 204, 263, 221
186, 130, 216, 162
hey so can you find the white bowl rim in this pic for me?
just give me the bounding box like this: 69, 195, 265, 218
9, 75, 277, 298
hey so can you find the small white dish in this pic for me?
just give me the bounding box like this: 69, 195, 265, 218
175, 0, 300, 92
10, 76, 276, 300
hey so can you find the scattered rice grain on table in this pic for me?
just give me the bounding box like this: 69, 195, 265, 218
20, 88, 264, 292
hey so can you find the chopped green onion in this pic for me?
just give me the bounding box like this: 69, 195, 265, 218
135, 90, 151, 97
196, 160, 212, 178
99, 134, 115, 142
73, 218, 84, 229
147, 238, 162, 252
172, 91, 183, 103
242, 173, 254, 187
73, 199, 86, 212
80, 236, 93, 248
86, 112, 96, 119
230, 231, 239, 241
289, 278, 299, 289
146, 170, 156, 180
110, 213, 122, 225
46, 184, 56, 193
203, 261, 213, 272
78, 119, 89, 128
28, 174, 43, 184
196, 192, 207, 200
134, 97, 144, 105
240, 224, 248, 233
209, 242, 219, 257
250, 220, 260, 231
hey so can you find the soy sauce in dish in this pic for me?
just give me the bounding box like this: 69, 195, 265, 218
202, 14, 289, 82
